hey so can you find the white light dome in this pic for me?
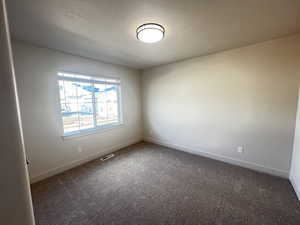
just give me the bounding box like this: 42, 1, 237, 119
136, 23, 165, 43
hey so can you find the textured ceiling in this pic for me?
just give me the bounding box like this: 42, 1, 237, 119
7, 0, 300, 69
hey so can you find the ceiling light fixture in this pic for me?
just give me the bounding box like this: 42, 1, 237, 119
136, 23, 165, 43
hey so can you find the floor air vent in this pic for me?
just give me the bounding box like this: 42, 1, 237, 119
100, 154, 115, 161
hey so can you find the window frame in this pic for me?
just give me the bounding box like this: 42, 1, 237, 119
57, 71, 123, 138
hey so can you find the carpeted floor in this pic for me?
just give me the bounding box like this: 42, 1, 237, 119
31, 142, 300, 225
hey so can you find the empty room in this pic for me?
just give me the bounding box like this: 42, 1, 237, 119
2, 0, 300, 224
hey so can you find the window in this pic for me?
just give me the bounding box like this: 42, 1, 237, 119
58, 72, 122, 136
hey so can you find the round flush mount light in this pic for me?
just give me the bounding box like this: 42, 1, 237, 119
136, 23, 165, 43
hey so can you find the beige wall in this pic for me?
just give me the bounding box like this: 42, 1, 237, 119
12, 41, 143, 182
142, 34, 300, 177
0, 1, 35, 224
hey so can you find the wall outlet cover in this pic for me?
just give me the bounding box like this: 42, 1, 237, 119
237, 146, 244, 154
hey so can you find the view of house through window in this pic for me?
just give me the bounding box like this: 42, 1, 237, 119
58, 72, 121, 135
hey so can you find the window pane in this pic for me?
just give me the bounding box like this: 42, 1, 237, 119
78, 103, 94, 130
95, 101, 107, 126
63, 80, 78, 104
107, 102, 118, 122
61, 103, 79, 133
76, 82, 93, 104
63, 112, 80, 133
61, 103, 78, 114
106, 85, 119, 123
106, 84, 118, 103
94, 83, 120, 126
94, 83, 106, 103
94, 83, 107, 126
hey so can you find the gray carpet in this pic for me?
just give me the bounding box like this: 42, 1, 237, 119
31, 142, 300, 225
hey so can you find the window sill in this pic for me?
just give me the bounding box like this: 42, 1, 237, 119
62, 122, 124, 140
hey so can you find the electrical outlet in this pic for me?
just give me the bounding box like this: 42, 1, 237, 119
78, 147, 83, 153
237, 146, 244, 154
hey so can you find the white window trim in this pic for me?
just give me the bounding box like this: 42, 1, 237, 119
57, 71, 124, 139
62, 122, 124, 140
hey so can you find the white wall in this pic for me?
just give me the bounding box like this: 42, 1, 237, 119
142, 34, 300, 178
0, 1, 35, 224
11, 34, 300, 185
12, 41, 143, 183
290, 88, 300, 200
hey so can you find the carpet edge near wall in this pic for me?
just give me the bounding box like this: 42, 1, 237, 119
290, 175, 300, 201
30, 137, 143, 184
144, 136, 289, 179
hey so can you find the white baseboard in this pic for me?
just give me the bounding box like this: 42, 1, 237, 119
290, 175, 300, 200
144, 136, 289, 179
30, 138, 142, 183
